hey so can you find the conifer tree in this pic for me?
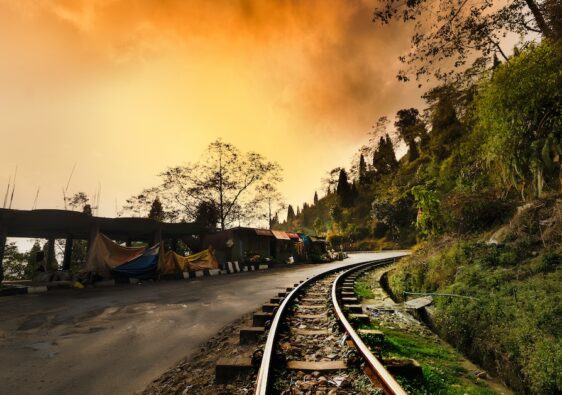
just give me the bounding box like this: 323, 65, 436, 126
358, 154, 367, 184
148, 198, 164, 221
313, 191, 319, 205
287, 205, 295, 221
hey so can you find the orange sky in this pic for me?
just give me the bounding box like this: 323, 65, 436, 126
0, 0, 424, 219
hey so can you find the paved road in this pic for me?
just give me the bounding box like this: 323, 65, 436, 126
0, 252, 407, 395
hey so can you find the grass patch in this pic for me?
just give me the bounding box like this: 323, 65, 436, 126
354, 278, 375, 300
363, 323, 498, 395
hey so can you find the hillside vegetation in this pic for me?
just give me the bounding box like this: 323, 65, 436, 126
278, 40, 562, 394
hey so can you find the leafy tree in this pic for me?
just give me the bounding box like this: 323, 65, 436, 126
411, 185, 442, 237
194, 201, 219, 229
395, 108, 426, 161
125, 139, 282, 229
423, 85, 464, 159
475, 41, 562, 198
373, 0, 560, 83
66, 192, 89, 211
120, 187, 171, 219
2, 242, 27, 280
313, 217, 325, 235
253, 183, 285, 229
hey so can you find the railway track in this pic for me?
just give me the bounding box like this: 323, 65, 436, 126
255, 258, 408, 394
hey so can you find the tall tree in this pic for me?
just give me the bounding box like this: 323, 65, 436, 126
358, 154, 367, 184
373, 0, 560, 84
313, 191, 319, 205
395, 108, 426, 161
336, 168, 353, 206
423, 85, 464, 159
287, 205, 296, 221
373, 136, 396, 176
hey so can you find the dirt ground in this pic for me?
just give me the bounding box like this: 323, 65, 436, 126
0, 252, 407, 395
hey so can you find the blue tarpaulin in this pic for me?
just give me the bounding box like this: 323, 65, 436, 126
112, 244, 160, 280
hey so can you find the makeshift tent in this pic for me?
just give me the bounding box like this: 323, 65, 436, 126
82, 232, 146, 278
112, 244, 159, 280
159, 248, 219, 273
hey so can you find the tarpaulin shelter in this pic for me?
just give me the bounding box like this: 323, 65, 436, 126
82, 232, 147, 278
159, 248, 219, 273
112, 244, 160, 280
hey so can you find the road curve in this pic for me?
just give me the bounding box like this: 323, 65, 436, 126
0, 251, 407, 395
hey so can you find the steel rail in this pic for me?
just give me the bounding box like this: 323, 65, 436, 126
254, 256, 401, 394
331, 261, 408, 395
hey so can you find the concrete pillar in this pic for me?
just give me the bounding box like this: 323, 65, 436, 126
63, 237, 73, 271
47, 238, 56, 271
0, 227, 6, 284
86, 224, 99, 262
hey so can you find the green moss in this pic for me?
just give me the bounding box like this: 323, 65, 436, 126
354, 279, 375, 300
365, 323, 498, 395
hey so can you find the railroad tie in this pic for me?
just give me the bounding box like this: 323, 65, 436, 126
215, 357, 254, 384
253, 312, 274, 327
262, 303, 279, 313
286, 360, 348, 371
239, 327, 265, 344
344, 304, 363, 313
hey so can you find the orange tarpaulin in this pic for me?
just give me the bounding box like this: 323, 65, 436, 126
159, 247, 219, 273
82, 233, 146, 279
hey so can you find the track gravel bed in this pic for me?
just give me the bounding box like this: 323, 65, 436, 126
271, 273, 381, 394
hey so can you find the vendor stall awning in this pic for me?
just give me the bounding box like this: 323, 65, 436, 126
255, 228, 274, 237
271, 230, 291, 240
285, 232, 301, 239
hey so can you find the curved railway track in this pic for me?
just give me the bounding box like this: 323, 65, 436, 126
255, 258, 407, 394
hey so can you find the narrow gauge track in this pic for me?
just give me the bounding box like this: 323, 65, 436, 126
255, 259, 407, 394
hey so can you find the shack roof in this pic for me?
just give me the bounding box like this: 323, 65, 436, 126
0, 208, 206, 240
271, 230, 291, 240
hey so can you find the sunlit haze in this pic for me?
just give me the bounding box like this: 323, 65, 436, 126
0, 0, 424, 218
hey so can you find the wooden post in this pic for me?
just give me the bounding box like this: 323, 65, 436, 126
0, 227, 6, 284
47, 238, 56, 271
63, 237, 73, 271
126, 236, 132, 247
171, 238, 178, 253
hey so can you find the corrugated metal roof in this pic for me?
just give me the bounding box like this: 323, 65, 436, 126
255, 228, 274, 237
285, 232, 300, 239
271, 230, 291, 240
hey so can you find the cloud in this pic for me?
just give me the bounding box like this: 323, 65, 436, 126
8, 0, 423, 132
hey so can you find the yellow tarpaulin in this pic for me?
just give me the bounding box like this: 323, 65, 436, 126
82, 233, 146, 279
159, 247, 219, 273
